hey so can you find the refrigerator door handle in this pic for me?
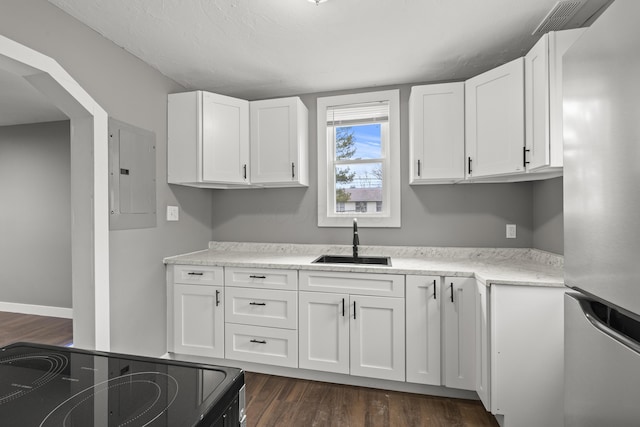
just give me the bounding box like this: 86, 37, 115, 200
579, 297, 640, 355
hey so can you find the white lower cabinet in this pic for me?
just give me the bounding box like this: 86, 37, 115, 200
173, 283, 224, 358
406, 275, 441, 385
443, 277, 476, 390
299, 291, 405, 381
488, 284, 565, 427
350, 295, 405, 381
406, 276, 476, 391
475, 280, 491, 409
298, 291, 349, 374
299, 271, 405, 382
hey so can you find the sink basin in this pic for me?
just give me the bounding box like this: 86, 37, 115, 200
312, 254, 392, 266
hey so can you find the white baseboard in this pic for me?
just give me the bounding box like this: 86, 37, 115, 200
0, 302, 73, 319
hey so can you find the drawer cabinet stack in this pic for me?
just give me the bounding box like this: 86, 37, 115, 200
223, 268, 298, 367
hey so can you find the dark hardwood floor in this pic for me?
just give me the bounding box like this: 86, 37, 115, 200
0, 311, 73, 348
245, 372, 499, 427
1, 312, 498, 426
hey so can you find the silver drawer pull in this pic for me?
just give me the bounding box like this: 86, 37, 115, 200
187, 272, 203, 276
249, 302, 266, 306
249, 275, 266, 279
250, 339, 267, 344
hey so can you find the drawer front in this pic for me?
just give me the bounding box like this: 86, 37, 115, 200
173, 265, 224, 285
225, 323, 298, 368
299, 270, 405, 297
225, 287, 297, 329
225, 267, 298, 291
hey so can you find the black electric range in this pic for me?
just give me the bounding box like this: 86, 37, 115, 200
0, 342, 245, 427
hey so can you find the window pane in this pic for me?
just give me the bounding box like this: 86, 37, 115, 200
335, 124, 382, 161
334, 162, 382, 214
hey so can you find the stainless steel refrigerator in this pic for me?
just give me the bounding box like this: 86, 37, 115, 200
563, 0, 640, 425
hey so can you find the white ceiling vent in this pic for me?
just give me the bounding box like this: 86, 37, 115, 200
532, 1, 586, 35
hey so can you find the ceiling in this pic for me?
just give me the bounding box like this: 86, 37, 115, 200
0, 0, 611, 126
0, 68, 67, 126
45, 0, 611, 101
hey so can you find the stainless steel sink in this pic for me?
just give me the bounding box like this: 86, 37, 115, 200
312, 254, 392, 266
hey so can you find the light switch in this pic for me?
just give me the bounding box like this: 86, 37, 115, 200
167, 205, 179, 221
506, 224, 517, 239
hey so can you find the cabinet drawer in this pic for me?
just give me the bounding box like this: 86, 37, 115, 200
299, 271, 404, 297
225, 323, 298, 368
225, 287, 297, 329
173, 265, 224, 285
225, 267, 297, 290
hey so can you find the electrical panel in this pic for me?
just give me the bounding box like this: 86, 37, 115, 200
108, 118, 156, 230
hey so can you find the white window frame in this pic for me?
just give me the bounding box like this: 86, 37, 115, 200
317, 90, 401, 228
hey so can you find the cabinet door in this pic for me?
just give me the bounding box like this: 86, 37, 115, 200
409, 83, 465, 183
525, 34, 551, 171
465, 58, 525, 178
442, 277, 476, 390
201, 92, 250, 184
406, 275, 441, 385
298, 291, 349, 374
350, 295, 405, 382
475, 280, 491, 410
250, 97, 308, 187
491, 285, 565, 425
173, 284, 224, 358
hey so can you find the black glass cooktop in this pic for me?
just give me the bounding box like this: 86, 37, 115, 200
0, 342, 244, 427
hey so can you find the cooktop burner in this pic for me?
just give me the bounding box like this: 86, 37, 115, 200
0, 343, 244, 427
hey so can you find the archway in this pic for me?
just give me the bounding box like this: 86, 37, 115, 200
0, 35, 109, 350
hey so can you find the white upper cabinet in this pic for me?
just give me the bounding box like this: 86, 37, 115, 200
409, 83, 465, 184
168, 91, 250, 188
525, 29, 586, 174
250, 97, 309, 187
465, 58, 525, 179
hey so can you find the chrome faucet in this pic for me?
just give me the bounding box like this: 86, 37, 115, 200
353, 218, 359, 259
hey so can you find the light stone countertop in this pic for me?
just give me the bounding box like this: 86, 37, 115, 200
164, 241, 564, 288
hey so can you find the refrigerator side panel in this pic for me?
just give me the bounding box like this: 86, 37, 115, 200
563, 0, 640, 315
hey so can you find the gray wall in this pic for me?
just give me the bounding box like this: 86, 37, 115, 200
0, 121, 71, 308
212, 85, 537, 248
533, 177, 564, 255
0, 0, 214, 356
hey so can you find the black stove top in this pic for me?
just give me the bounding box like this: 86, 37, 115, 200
0, 342, 244, 427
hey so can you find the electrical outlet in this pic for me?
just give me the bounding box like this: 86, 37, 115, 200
506, 224, 517, 239
167, 205, 179, 221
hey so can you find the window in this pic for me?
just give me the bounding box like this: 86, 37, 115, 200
317, 90, 400, 227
